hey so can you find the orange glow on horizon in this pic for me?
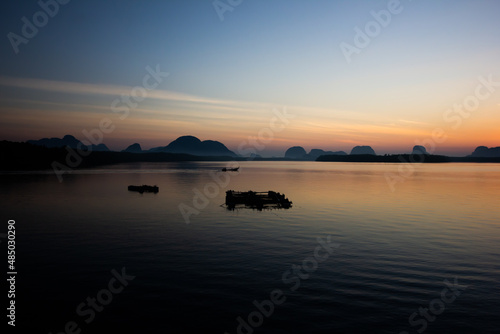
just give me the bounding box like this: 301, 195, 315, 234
0, 77, 499, 155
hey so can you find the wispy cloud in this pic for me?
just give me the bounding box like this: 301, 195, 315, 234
0, 76, 126, 97
0, 76, 434, 151
0, 76, 268, 110
397, 119, 432, 126
0, 76, 378, 123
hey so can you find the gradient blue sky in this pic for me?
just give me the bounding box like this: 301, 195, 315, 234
1, 0, 499, 156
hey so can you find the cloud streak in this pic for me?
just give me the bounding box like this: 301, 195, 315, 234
3, 76, 494, 155
0, 76, 376, 123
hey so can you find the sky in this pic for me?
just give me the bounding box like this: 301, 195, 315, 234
1, 0, 499, 156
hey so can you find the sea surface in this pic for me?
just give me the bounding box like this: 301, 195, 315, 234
1, 161, 499, 333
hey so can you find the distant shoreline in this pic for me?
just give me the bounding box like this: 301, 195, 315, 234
315, 154, 500, 163
2, 140, 500, 172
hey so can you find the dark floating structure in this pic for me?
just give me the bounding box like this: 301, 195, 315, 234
128, 185, 159, 193
221, 167, 239, 172
225, 190, 292, 210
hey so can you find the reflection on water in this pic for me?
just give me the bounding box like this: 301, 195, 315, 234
1, 162, 499, 333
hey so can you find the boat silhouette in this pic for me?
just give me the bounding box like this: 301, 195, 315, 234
221, 167, 239, 172
128, 185, 159, 193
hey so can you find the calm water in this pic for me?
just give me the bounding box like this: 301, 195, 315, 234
1, 162, 499, 333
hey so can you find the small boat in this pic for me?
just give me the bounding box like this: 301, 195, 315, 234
222, 167, 240, 172
128, 185, 159, 193
225, 190, 292, 210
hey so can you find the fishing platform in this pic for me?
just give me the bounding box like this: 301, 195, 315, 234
225, 190, 292, 210
128, 185, 159, 193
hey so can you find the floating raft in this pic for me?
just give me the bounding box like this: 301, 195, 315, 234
225, 190, 292, 210
221, 167, 239, 172
128, 185, 159, 193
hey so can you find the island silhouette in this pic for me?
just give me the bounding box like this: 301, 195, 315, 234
28, 135, 110, 152
285, 147, 347, 160
1, 135, 500, 171
469, 146, 500, 158
148, 135, 237, 157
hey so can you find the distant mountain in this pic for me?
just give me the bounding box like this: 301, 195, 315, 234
1, 140, 246, 171
148, 135, 237, 157
469, 146, 500, 158
284, 147, 347, 160
249, 153, 262, 159
412, 145, 429, 155
27, 135, 110, 152
90, 144, 110, 152
350, 146, 376, 155
284, 146, 307, 159
317, 154, 453, 163
122, 143, 143, 153
308, 149, 347, 159
27, 135, 80, 148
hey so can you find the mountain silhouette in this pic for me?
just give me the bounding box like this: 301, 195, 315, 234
27, 135, 110, 151
308, 149, 347, 159
148, 135, 237, 157
284, 147, 347, 160
350, 146, 376, 155
317, 153, 452, 163
284, 146, 307, 159
3, 139, 500, 171
122, 143, 143, 153
412, 145, 429, 155
469, 146, 500, 158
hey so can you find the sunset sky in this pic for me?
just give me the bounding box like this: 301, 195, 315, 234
1, 0, 499, 156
